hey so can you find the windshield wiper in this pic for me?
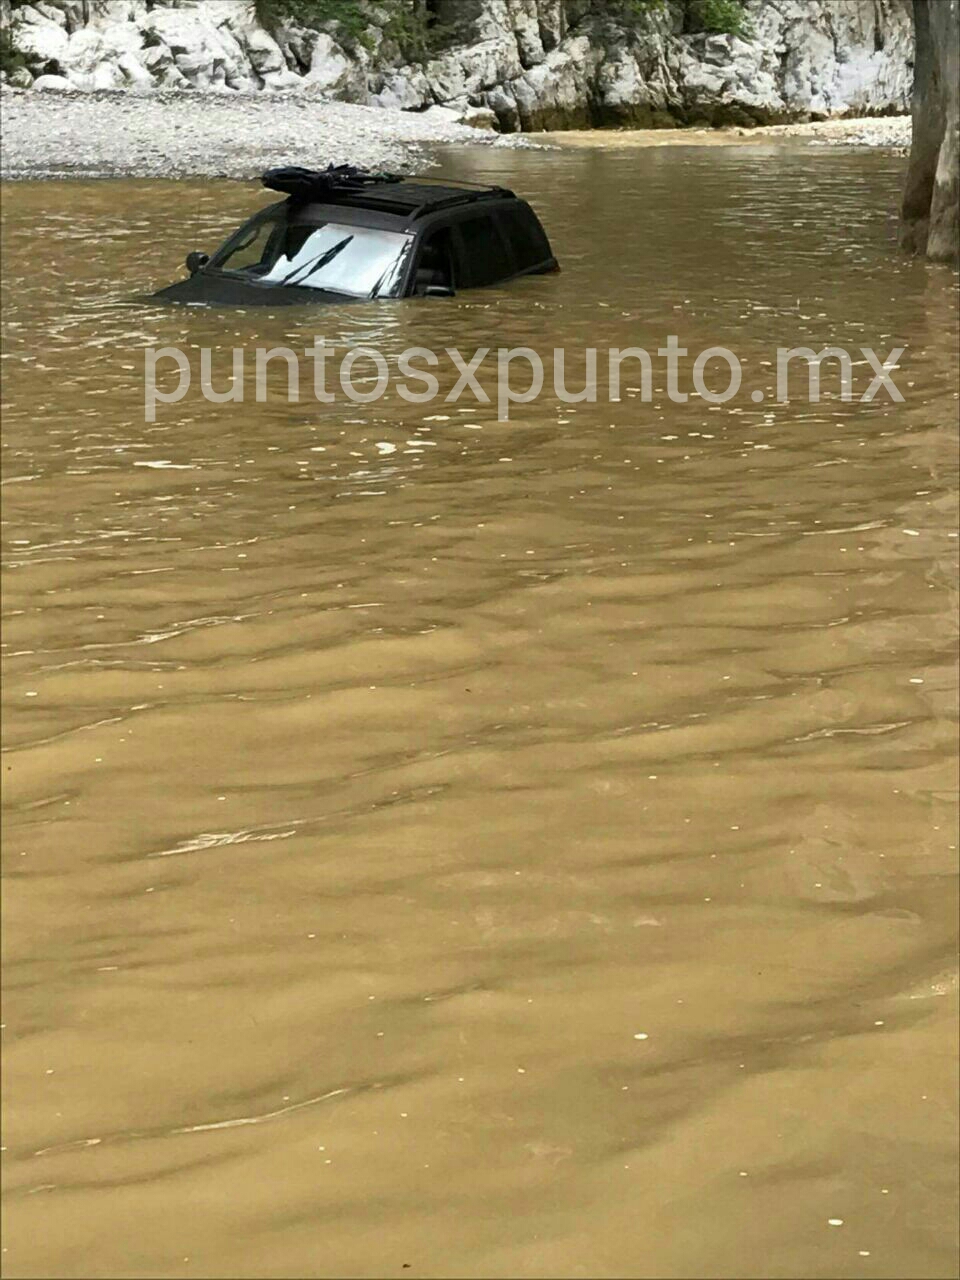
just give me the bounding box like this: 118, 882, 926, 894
282, 236, 353, 287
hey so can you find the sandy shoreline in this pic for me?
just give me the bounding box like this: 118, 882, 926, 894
0, 88, 911, 181
540, 114, 912, 151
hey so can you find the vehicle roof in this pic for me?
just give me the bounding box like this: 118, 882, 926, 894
286, 177, 520, 228
259, 165, 529, 228
288, 193, 522, 236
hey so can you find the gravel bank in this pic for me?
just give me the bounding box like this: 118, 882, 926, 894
0, 88, 531, 180
748, 114, 911, 148
0, 90, 910, 182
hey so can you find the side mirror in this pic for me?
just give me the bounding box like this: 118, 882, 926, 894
424, 284, 454, 297
186, 251, 209, 276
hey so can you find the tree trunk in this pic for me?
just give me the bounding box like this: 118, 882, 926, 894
900, 0, 960, 262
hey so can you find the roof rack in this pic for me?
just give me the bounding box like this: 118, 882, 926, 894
262, 164, 403, 200
396, 174, 507, 190
407, 186, 513, 219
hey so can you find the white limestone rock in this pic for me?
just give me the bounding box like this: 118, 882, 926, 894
372, 68, 433, 111
272, 19, 314, 74
142, 42, 190, 89
0, 0, 914, 124
420, 103, 463, 127
240, 24, 286, 77
504, 0, 546, 68
598, 53, 645, 112
141, 6, 240, 90
260, 66, 304, 90
32, 3, 67, 27
31, 72, 73, 90
117, 49, 154, 87
425, 34, 524, 106
460, 104, 498, 129
509, 35, 601, 127
303, 32, 358, 97
15, 14, 69, 73
768, 0, 912, 116
484, 83, 521, 132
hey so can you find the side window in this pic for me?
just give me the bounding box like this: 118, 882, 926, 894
454, 214, 513, 288
411, 226, 455, 295
217, 217, 281, 274
499, 205, 551, 272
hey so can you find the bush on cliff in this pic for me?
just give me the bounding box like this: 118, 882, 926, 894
253, 0, 455, 58
587, 0, 750, 38
253, 0, 371, 45
682, 0, 750, 37
0, 13, 28, 80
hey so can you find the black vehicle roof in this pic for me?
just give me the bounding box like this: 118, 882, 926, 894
305, 179, 517, 224
260, 167, 519, 228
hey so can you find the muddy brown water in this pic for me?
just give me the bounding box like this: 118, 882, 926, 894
1, 142, 958, 1279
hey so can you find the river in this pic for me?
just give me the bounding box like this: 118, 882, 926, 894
2, 141, 958, 1279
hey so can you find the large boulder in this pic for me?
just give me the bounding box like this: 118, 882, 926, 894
425, 34, 525, 105
31, 72, 73, 90
31, 3, 67, 28
303, 32, 360, 97
14, 11, 69, 75
597, 50, 673, 127
117, 49, 154, 87
460, 103, 498, 128
243, 25, 285, 76
483, 82, 521, 131
142, 4, 246, 89
142, 43, 190, 89
372, 67, 433, 111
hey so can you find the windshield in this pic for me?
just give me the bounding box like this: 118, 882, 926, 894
212, 214, 413, 298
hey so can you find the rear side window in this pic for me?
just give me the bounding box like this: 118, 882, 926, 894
498, 205, 551, 271
454, 214, 513, 288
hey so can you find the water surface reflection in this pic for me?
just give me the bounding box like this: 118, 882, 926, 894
2, 143, 958, 1279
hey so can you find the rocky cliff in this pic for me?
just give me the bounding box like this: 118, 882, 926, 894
899, 0, 959, 261
1, 0, 914, 129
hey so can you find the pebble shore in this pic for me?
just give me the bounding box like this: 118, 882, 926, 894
745, 114, 911, 148
0, 88, 911, 181
0, 87, 530, 180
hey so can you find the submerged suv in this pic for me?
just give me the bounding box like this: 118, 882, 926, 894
154, 165, 559, 306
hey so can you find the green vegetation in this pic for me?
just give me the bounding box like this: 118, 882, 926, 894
253, 0, 455, 58
682, 0, 751, 37
249, 0, 752, 56
0, 18, 26, 79
253, 0, 371, 46
582, 0, 750, 37
619, 1, 670, 15
383, 2, 457, 62
582, 0, 668, 20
